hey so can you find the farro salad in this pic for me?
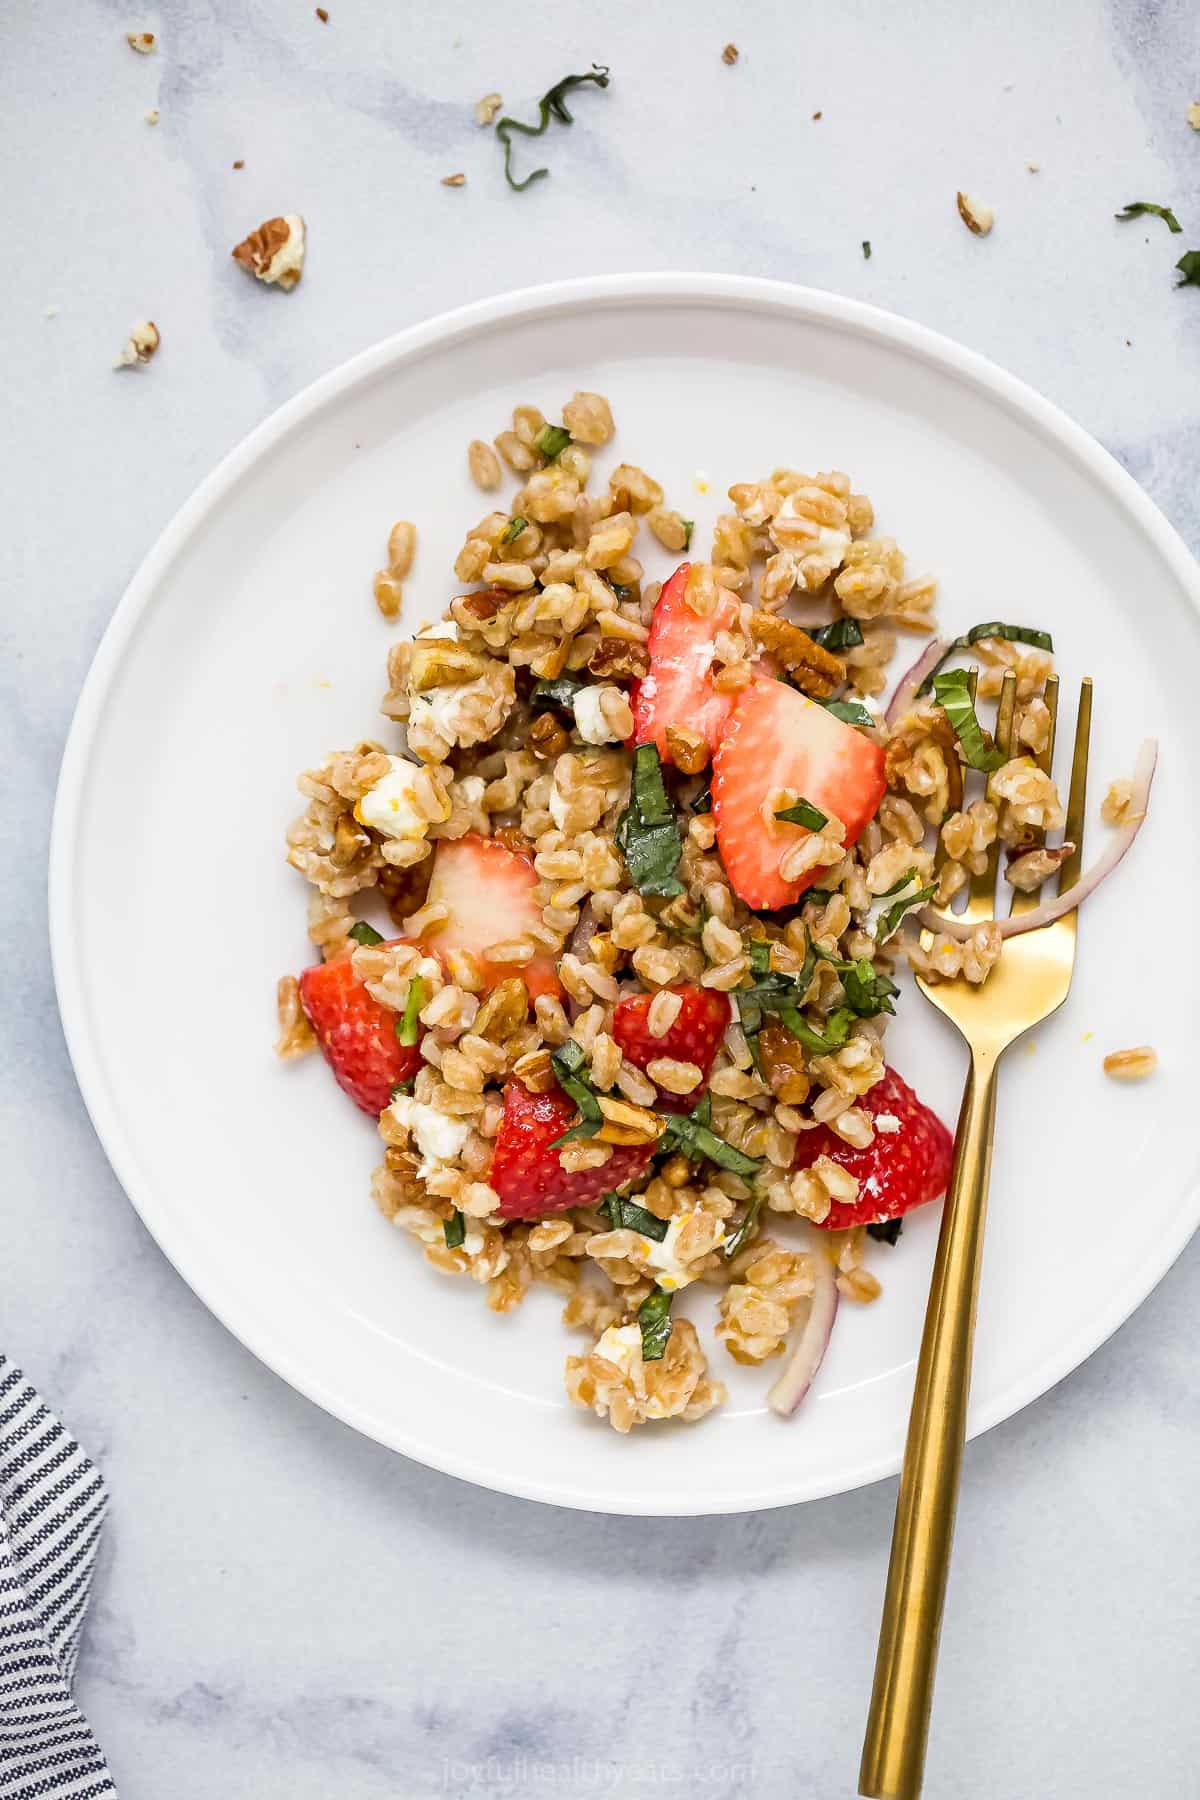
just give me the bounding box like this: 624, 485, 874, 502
278, 392, 1155, 1434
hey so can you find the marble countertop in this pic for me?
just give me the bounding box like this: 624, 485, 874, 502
4, 2, 1198, 1794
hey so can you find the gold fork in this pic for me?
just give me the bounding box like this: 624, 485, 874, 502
859, 668, 1092, 1800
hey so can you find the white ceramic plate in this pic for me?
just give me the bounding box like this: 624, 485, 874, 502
51, 275, 1200, 1515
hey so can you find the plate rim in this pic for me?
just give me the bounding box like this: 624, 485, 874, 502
49, 272, 1200, 1514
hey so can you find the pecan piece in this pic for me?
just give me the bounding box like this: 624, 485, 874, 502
455, 586, 510, 621
587, 637, 650, 679
665, 724, 709, 774
473, 977, 530, 1042
529, 712, 570, 760
749, 613, 845, 698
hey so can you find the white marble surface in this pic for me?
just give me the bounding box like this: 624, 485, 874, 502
3, 2, 1199, 1794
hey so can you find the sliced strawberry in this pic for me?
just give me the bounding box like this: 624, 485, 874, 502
611, 985, 730, 1112
298, 951, 422, 1116
631, 562, 744, 763
711, 675, 886, 910
418, 833, 560, 1001
793, 1067, 953, 1230
489, 1082, 656, 1221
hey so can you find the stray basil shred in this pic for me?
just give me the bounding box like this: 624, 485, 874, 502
918, 621, 1053, 694
531, 673, 583, 712
867, 1217, 903, 1245
660, 1093, 761, 1177
638, 1288, 674, 1361
535, 423, 572, 461
443, 1210, 466, 1249
871, 870, 936, 943
774, 796, 828, 831
501, 516, 527, 544
1176, 250, 1200, 287
723, 1188, 765, 1260
812, 617, 864, 653
615, 744, 685, 897
1115, 201, 1182, 233
931, 668, 1004, 771
397, 977, 424, 1046
821, 697, 876, 727
347, 920, 384, 947
602, 1192, 668, 1241
549, 1039, 604, 1146
495, 65, 611, 192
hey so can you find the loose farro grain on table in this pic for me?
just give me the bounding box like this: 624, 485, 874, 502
281, 393, 1153, 1434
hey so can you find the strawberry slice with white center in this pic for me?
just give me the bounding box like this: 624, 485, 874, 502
417, 833, 561, 1001
631, 563, 744, 763
712, 676, 886, 910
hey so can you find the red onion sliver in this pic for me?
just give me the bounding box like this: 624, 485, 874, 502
884, 637, 951, 727
564, 899, 601, 1020
767, 1242, 839, 1417
917, 738, 1158, 942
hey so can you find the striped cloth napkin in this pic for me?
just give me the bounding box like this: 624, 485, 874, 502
0, 1355, 115, 1797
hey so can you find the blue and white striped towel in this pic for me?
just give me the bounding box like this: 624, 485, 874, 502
0, 1356, 115, 1797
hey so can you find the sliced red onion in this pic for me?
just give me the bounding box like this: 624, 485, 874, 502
884, 637, 951, 727
767, 1243, 839, 1417
918, 737, 1158, 942
564, 899, 601, 1019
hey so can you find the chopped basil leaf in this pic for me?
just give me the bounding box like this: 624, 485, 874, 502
779, 1005, 856, 1056
689, 784, 712, 814
821, 698, 876, 727
615, 744, 684, 897
774, 796, 829, 831
660, 1099, 761, 1176
681, 519, 695, 550
501, 516, 528, 545
347, 920, 384, 947
812, 617, 864, 653
806, 888, 836, 905
531, 673, 583, 713
748, 939, 772, 977
397, 976, 424, 1046
549, 1039, 604, 1145
495, 65, 611, 192
443, 1209, 466, 1249
841, 959, 899, 1018
724, 1189, 765, 1260
1176, 249, 1200, 287
390, 1080, 414, 1100
862, 239, 872, 259
871, 871, 936, 943
608, 579, 637, 603
638, 1288, 674, 1361
602, 1192, 668, 1241
932, 668, 1005, 771
535, 423, 572, 461
917, 621, 1053, 694
867, 1217, 903, 1245
1115, 201, 1182, 233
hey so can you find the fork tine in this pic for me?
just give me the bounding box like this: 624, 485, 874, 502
962, 670, 1017, 921
1056, 677, 1092, 894
1008, 674, 1059, 917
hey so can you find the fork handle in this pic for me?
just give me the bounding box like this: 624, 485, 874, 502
859, 1046, 1000, 1800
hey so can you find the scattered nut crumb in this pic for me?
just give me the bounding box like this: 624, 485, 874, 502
811, 110, 822, 120
126, 30, 156, 53
956, 191, 994, 235
1103, 1045, 1157, 1082
231, 214, 306, 289
145, 107, 160, 124
475, 92, 503, 127
1025, 159, 1040, 172
315, 5, 329, 18
441, 172, 466, 187
113, 319, 160, 369
232, 158, 245, 170
1188, 101, 1200, 130
721, 43, 739, 64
